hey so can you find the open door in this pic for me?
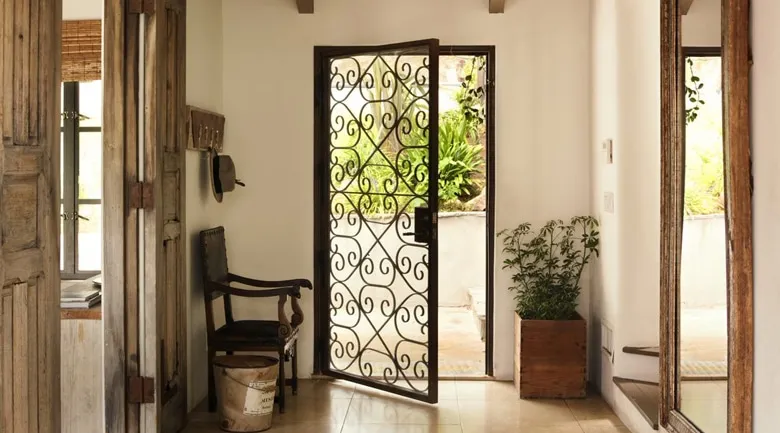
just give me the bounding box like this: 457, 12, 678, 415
0, 0, 62, 431
102, 0, 186, 431
314, 39, 440, 403
142, 0, 187, 431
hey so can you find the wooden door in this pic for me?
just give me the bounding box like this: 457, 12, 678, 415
0, 0, 62, 432
143, 0, 187, 431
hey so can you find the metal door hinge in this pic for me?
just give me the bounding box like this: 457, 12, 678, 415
129, 0, 156, 14
128, 376, 155, 404
129, 181, 154, 210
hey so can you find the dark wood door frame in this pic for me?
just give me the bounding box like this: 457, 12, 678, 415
312, 44, 497, 378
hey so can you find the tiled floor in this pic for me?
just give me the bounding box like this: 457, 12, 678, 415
680, 307, 727, 364
680, 380, 727, 433
329, 306, 486, 379
184, 380, 628, 433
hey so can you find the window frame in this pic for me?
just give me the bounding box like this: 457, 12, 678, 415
61, 81, 102, 280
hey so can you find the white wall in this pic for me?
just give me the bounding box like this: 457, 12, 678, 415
681, 0, 721, 47
186, 0, 224, 411
590, 0, 661, 395
751, 0, 780, 430
590, 0, 619, 399
680, 215, 727, 308
217, 0, 591, 382
63, 0, 102, 20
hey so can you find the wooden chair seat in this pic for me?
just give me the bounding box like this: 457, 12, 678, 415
213, 320, 299, 350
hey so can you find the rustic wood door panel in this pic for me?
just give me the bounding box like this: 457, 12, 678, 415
0, 0, 62, 432
144, 0, 187, 431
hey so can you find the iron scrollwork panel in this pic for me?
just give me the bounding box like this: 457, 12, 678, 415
326, 43, 438, 399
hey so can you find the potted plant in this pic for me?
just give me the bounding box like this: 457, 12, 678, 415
499, 216, 599, 398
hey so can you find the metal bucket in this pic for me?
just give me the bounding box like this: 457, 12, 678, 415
214, 355, 279, 432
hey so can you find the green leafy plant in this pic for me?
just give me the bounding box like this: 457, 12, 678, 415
498, 216, 600, 321
685, 57, 706, 124
406, 111, 483, 204
455, 56, 487, 126
684, 147, 725, 215
330, 55, 488, 216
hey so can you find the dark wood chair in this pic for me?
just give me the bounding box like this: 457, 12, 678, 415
199, 226, 312, 413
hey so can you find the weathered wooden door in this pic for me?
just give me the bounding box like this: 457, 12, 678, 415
143, 0, 187, 431
0, 0, 62, 432
102, 0, 187, 431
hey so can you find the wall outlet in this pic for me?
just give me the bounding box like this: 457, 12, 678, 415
601, 322, 614, 364
604, 192, 615, 213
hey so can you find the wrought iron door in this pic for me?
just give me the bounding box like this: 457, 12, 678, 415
316, 40, 440, 403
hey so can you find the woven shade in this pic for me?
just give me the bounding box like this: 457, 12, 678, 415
62, 20, 101, 82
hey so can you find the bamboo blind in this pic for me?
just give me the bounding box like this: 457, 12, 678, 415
62, 20, 101, 82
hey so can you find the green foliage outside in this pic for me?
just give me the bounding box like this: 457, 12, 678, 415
684, 56, 725, 216
330, 56, 486, 217
498, 217, 600, 321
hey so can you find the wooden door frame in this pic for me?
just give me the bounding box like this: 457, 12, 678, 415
659, 0, 753, 432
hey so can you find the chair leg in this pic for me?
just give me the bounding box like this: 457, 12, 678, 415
208, 349, 217, 412
277, 349, 286, 413
292, 342, 298, 395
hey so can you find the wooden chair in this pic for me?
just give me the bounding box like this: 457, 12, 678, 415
199, 226, 312, 413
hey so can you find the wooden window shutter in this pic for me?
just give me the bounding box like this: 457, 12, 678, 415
62, 20, 102, 82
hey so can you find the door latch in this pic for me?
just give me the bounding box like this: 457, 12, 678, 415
402, 207, 433, 243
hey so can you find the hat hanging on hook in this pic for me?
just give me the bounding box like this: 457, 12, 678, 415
209, 147, 245, 203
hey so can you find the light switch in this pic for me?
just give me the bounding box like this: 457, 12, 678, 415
604, 192, 614, 213
605, 139, 614, 164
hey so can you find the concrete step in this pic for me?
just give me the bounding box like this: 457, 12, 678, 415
613, 377, 659, 430
466, 287, 486, 341
623, 346, 660, 358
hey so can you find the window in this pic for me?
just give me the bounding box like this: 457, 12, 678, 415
60, 81, 103, 279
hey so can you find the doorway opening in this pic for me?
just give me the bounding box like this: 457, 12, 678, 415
313, 43, 495, 398
435, 47, 495, 378
679, 46, 727, 432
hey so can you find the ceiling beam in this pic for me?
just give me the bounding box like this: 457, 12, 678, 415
680, 0, 695, 15
297, 0, 313, 14
489, 0, 505, 14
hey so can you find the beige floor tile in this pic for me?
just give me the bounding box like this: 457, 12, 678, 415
341, 425, 463, 433
344, 397, 460, 425
458, 398, 576, 426
578, 418, 630, 433
351, 381, 457, 400
272, 397, 352, 425
184, 380, 619, 433
461, 420, 584, 433
454, 380, 517, 401
565, 396, 622, 422
182, 421, 344, 433
680, 380, 728, 399
295, 379, 357, 400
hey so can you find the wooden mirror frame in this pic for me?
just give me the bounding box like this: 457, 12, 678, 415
660, 0, 753, 432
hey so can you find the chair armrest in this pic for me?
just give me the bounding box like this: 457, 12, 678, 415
227, 274, 312, 291
206, 281, 297, 298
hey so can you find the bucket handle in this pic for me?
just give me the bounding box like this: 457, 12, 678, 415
221, 369, 277, 391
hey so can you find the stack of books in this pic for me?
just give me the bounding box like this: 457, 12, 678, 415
61, 288, 101, 309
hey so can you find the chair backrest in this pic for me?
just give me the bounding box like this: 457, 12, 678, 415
200, 226, 229, 286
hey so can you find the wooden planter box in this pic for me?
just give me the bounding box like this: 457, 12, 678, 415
513, 313, 586, 399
